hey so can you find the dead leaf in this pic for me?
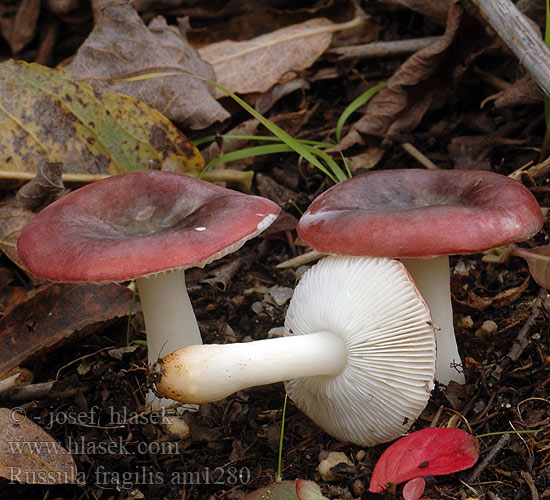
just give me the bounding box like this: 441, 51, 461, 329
481, 73, 543, 109
199, 18, 356, 97
66, 0, 229, 130
14, 162, 66, 211
341, 2, 494, 147
513, 246, 550, 290
0, 407, 79, 484
0, 0, 40, 54
452, 275, 531, 311
0, 283, 138, 377
0, 203, 35, 276
0, 60, 204, 178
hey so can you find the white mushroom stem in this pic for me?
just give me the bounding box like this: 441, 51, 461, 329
156, 332, 347, 404
136, 270, 202, 363
400, 256, 465, 385
137, 270, 202, 410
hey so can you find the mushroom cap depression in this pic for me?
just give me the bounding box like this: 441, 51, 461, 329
284, 255, 436, 446
298, 169, 543, 258
17, 171, 280, 282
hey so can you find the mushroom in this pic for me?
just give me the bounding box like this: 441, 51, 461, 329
16, 170, 280, 408
297, 169, 543, 385
154, 254, 436, 446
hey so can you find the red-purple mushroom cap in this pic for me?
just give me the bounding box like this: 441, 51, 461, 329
298, 169, 542, 258
297, 169, 543, 386
17, 170, 280, 282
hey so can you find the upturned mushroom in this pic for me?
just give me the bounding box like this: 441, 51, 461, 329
154, 254, 436, 446
16, 170, 280, 408
297, 169, 543, 385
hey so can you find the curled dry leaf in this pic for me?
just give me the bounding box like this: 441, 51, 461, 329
512, 246, 550, 290
341, 2, 494, 147
66, 0, 229, 130
0, 283, 139, 377
0, 203, 35, 278
0, 407, 78, 484
452, 275, 530, 311
0, 60, 204, 178
481, 74, 543, 109
369, 428, 479, 493
199, 17, 360, 97
14, 162, 66, 211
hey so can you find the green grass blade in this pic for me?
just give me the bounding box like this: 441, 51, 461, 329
335, 82, 386, 143
193, 134, 334, 148
276, 394, 288, 482
201, 143, 295, 173
189, 76, 342, 183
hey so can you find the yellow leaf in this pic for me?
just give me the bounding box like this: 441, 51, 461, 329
0, 60, 204, 177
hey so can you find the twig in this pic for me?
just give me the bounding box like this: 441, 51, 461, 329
326, 36, 441, 60
467, 433, 510, 483
401, 143, 439, 169
509, 156, 550, 181
488, 290, 547, 383
276, 249, 326, 269
521, 470, 540, 500
470, 0, 550, 96
0, 169, 254, 190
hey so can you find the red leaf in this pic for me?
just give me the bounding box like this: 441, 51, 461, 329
402, 478, 425, 500
369, 428, 479, 493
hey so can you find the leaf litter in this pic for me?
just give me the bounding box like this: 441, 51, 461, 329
0, 0, 549, 499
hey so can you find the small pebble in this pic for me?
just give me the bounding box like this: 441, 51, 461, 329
318, 451, 352, 481
460, 315, 474, 328
475, 320, 498, 339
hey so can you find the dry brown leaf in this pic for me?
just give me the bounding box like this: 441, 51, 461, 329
452, 275, 530, 311
14, 163, 66, 211
66, 0, 229, 130
341, 2, 495, 147
0, 0, 40, 54
481, 73, 544, 108
186, 0, 366, 46
0, 283, 138, 377
0, 407, 79, 484
199, 17, 356, 97
0, 203, 34, 277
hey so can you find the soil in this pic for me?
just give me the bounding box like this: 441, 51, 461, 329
1, 2, 550, 500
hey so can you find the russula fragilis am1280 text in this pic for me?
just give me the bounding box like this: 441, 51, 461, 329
16, 170, 280, 409
298, 169, 543, 385
154, 255, 436, 446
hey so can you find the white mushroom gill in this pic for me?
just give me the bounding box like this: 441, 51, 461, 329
155, 255, 436, 446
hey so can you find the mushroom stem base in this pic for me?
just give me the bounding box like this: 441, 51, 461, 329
155, 331, 347, 404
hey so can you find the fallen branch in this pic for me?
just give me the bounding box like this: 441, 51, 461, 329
471, 0, 550, 96
326, 36, 441, 60
466, 432, 510, 483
